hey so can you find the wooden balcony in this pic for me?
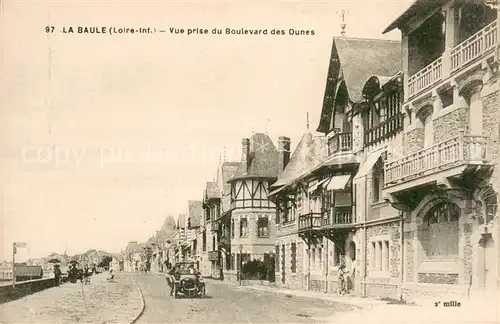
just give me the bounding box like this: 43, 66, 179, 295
321, 209, 354, 229
407, 19, 498, 99
219, 235, 230, 247
208, 251, 219, 261
385, 133, 490, 188
298, 213, 322, 232
364, 113, 404, 147
328, 132, 352, 156
211, 222, 219, 232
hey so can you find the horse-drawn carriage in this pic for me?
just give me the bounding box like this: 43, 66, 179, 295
168, 262, 206, 299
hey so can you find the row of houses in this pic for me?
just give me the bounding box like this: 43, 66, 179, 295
128, 0, 500, 302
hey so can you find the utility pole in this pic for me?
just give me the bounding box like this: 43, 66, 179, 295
12, 243, 16, 288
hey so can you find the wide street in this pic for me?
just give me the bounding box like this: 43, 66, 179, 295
134, 273, 358, 323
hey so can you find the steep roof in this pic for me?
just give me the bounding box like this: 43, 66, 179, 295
317, 37, 402, 133
229, 133, 279, 182
218, 162, 240, 214
272, 133, 327, 188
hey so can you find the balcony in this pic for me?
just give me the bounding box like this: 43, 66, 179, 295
211, 222, 219, 232
407, 20, 498, 99
208, 251, 219, 261
364, 113, 404, 147
328, 132, 352, 156
219, 235, 230, 246
298, 213, 322, 232
321, 209, 354, 228
385, 133, 490, 188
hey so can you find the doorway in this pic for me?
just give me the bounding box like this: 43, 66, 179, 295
347, 241, 357, 293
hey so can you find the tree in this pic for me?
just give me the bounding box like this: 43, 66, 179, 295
98, 256, 112, 269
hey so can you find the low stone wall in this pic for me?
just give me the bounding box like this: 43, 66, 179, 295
0, 278, 55, 304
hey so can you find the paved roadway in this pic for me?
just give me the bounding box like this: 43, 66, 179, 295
133, 273, 358, 323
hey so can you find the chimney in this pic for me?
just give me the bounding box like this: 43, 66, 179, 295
278, 136, 291, 172
241, 138, 250, 171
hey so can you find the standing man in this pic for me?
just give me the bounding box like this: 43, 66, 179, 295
54, 265, 61, 287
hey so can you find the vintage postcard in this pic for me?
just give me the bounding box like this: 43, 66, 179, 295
1, 0, 500, 323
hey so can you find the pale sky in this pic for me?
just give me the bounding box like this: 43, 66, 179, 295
1, 0, 412, 260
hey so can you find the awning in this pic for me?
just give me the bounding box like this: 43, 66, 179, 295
326, 175, 351, 191
354, 149, 385, 180
308, 178, 329, 193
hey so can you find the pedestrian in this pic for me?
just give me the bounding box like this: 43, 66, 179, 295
338, 264, 347, 295
54, 265, 62, 287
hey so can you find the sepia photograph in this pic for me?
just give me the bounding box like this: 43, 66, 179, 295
1, 0, 500, 323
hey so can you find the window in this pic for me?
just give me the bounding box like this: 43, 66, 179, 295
275, 245, 280, 272
231, 253, 235, 270
423, 201, 460, 257
334, 244, 342, 266
202, 232, 206, 252
311, 249, 316, 271
257, 217, 269, 237
291, 243, 297, 273
422, 113, 433, 148
370, 239, 390, 275
240, 218, 248, 237
212, 236, 216, 251
226, 254, 231, 270
372, 162, 384, 203
281, 198, 296, 224
231, 219, 235, 239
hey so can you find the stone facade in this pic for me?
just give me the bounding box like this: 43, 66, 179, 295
403, 128, 424, 155
432, 106, 468, 142
275, 235, 304, 290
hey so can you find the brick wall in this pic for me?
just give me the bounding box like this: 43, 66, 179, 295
433, 107, 468, 142
403, 128, 424, 154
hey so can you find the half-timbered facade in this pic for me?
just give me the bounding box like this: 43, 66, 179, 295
225, 133, 280, 282
383, 0, 500, 302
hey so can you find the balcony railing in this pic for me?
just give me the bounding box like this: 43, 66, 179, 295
364, 113, 404, 147
407, 19, 498, 99
208, 251, 219, 261
451, 20, 498, 73
385, 133, 489, 186
298, 213, 322, 232
408, 57, 443, 98
219, 235, 230, 246
211, 222, 219, 232
322, 210, 353, 227
328, 132, 352, 156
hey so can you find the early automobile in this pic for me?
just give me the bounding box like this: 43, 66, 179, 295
172, 262, 206, 298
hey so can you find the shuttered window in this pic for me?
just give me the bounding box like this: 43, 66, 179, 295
291, 243, 297, 273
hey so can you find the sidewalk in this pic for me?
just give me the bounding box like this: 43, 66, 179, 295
207, 279, 384, 308
0, 273, 143, 324
330, 296, 500, 324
